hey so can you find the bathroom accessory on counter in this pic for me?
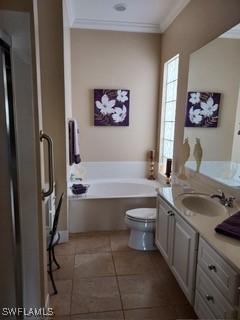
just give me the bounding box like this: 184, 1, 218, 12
147, 149, 156, 180
178, 138, 190, 180
193, 138, 203, 173
215, 211, 240, 240
165, 158, 172, 184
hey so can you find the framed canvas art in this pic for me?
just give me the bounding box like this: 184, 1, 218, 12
94, 89, 130, 126
185, 92, 221, 128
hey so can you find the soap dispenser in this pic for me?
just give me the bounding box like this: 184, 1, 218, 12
193, 138, 203, 173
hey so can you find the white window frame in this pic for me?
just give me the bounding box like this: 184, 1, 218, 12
159, 54, 179, 173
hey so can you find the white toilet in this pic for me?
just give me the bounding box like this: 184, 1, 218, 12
125, 208, 157, 251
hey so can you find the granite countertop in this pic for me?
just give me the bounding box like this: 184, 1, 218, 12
158, 184, 240, 273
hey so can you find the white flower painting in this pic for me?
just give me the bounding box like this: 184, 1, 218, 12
94, 89, 130, 126
185, 92, 221, 128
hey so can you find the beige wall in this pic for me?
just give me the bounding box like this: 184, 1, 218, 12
185, 38, 240, 161
71, 29, 161, 161
37, 0, 67, 230
158, 0, 240, 172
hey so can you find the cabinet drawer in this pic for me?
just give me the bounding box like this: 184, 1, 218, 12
198, 237, 239, 305
196, 266, 237, 319
195, 290, 215, 319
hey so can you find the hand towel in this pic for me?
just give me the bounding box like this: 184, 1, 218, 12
68, 120, 74, 165
215, 211, 240, 240
73, 120, 81, 164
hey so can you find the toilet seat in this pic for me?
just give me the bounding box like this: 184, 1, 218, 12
126, 208, 156, 222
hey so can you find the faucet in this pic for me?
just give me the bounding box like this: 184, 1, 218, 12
211, 190, 235, 207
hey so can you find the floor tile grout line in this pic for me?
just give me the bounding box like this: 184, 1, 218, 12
110, 248, 126, 320
70, 308, 124, 317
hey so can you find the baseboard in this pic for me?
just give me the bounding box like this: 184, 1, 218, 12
59, 230, 69, 243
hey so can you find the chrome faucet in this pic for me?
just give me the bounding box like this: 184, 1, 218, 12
211, 190, 235, 207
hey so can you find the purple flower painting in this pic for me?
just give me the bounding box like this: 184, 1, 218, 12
94, 89, 130, 126
185, 92, 221, 128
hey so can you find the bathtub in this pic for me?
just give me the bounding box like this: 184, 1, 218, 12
186, 161, 240, 188
69, 178, 159, 233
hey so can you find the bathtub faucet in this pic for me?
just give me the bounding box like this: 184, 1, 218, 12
210, 190, 235, 207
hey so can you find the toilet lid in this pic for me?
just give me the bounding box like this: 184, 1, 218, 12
126, 208, 156, 221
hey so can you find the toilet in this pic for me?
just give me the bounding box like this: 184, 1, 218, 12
125, 208, 157, 251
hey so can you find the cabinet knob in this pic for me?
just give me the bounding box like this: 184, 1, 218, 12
167, 210, 175, 216
208, 264, 216, 272
206, 294, 214, 302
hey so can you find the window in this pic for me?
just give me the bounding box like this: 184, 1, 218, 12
159, 54, 179, 170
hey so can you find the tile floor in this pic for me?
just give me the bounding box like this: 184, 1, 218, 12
50, 231, 197, 320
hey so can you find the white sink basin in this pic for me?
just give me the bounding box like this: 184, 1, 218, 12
175, 193, 227, 216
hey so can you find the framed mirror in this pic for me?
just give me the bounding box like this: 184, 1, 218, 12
184, 23, 240, 188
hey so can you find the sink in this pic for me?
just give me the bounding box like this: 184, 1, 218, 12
175, 193, 227, 216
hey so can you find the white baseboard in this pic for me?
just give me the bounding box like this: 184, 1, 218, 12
59, 230, 69, 243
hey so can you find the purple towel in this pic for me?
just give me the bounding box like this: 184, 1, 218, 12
215, 211, 240, 240
68, 120, 81, 165
69, 121, 74, 165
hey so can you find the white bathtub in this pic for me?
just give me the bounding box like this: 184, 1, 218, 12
186, 161, 240, 188
69, 179, 160, 233
69, 178, 159, 199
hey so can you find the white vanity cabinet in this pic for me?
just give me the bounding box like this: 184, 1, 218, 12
195, 237, 240, 320
156, 196, 198, 304
155, 197, 173, 263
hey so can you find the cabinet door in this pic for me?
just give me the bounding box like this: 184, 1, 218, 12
170, 212, 198, 304
155, 197, 173, 263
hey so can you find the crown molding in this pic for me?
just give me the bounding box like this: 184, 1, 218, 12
159, 0, 191, 32
72, 18, 161, 33
67, 0, 190, 34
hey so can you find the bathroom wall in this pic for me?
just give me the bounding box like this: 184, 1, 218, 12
158, 0, 240, 172
185, 38, 240, 161
71, 29, 161, 162
37, 0, 67, 230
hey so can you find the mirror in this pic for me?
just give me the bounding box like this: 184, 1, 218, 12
184, 23, 240, 188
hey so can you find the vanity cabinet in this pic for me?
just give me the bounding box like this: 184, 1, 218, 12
195, 237, 240, 319
156, 194, 240, 318
155, 197, 172, 263
156, 196, 198, 304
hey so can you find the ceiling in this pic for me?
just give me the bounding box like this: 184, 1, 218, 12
66, 0, 191, 33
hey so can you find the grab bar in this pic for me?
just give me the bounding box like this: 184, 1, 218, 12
40, 130, 54, 199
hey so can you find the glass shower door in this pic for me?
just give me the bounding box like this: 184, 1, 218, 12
0, 35, 22, 314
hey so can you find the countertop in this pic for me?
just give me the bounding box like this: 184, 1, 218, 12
158, 184, 240, 273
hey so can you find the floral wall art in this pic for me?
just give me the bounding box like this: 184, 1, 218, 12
94, 89, 130, 126
185, 92, 221, 127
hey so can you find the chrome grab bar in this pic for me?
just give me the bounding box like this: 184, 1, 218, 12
40, 130, 54, 199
